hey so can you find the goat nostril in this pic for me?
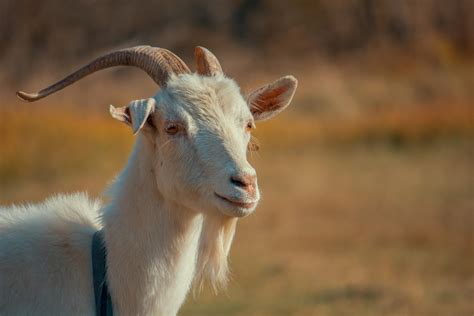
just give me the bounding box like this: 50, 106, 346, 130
230, 177, 246, 188
230, 174, 255, 189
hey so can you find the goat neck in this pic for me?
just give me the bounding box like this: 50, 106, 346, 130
101, 135, 202, 316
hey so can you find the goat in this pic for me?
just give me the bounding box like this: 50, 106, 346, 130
0, 46, 297, 315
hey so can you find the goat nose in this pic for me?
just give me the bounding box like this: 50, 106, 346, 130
230, 173, 257, 190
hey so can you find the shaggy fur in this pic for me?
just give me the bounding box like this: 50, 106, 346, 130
1, 71, 297, 315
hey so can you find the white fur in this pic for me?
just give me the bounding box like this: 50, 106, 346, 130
0, 193, 100, 315
0, 73, 296, 315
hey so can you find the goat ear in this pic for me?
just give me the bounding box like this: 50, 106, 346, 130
247, 75, 297, 121
110, 98, 156, 134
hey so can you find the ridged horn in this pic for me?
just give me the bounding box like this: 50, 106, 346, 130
16, 45, 190, 102
194, 46, 222, 76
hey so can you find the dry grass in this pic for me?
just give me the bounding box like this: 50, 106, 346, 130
0, 106, 133, 203
0, 104, 473, 315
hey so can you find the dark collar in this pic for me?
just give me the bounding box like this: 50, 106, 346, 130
92, 230, 114, 316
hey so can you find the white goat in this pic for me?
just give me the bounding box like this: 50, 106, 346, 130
0, 46, 297, 315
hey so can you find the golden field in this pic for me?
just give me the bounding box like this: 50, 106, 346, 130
1, 100, 472, 315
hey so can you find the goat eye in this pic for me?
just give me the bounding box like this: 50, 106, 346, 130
165, 123, 180, 135
245, 121, 254, 132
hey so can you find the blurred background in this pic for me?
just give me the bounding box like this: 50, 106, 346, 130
0, 0, 473, 315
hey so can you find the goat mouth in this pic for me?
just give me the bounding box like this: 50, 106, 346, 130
214, 193, 257, 209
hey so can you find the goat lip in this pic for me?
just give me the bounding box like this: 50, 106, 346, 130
214, 193, 257, 209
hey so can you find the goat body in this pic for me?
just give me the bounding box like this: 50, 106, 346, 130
1, 46, 297, 315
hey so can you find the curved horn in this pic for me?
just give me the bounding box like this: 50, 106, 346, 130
16, 45, 190, 102
194, 46, 222, 76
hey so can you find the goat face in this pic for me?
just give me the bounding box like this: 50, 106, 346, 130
112, 73, 297, 218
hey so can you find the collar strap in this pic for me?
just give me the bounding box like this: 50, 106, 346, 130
92, 230, 114, 316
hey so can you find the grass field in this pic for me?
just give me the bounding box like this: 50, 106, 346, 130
0, 104, 473, 315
